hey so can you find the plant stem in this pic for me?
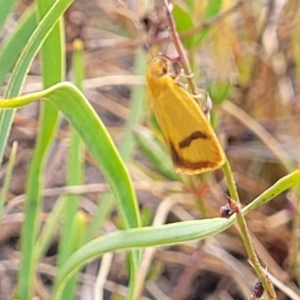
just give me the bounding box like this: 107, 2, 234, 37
162, 0, 197, 96
162, 1, 278, 298
223, 160, 277, 299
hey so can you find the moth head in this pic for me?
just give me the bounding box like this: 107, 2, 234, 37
148, 57, 169, 77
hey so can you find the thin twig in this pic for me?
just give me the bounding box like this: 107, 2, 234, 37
161, 1, 278, 298
222, 160, 277, 299
162, 0, 197, 96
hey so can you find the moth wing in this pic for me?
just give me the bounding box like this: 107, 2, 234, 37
150, 79, 225, 174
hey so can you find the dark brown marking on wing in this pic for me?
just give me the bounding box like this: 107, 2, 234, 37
169, 142, 219, 174
179, 130, 209, 149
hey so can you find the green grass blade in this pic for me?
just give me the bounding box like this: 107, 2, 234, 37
5, 0, 72, 97
0, 82, 141, 229
120, 49, 147, 160
84, 195, 114, 242
83, 51, 146, 298
0, 0, 18, 30
84, 51, 146, 298
13, 0, 71, 298
194, 0, 223, 46
0, 7, 37, 170
133, 126, 178, 180
0, 141, 17, 222
0, 81, 142, 299
244, 170, 300, 214
36, 4, 65, 87
59, 211, 87, 298
0, 6, 37, 86
173, 5, 195, 49
34, 195, 67, 259
55, 39, 84, 299
50, 169, 299, 299
0, 85, 142, 300
0, 0, 73, 170
52, 217, 229, 299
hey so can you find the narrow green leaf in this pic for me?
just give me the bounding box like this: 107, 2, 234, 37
0, 6, 37, 86
194, 0, 223, 47
83, 51, 146, 300
55, 38, 84, 299
0, 82, 140, 298
0, 82, 142, 300
0, 7, 37, 171
244, 170, 300, 214
0, 82, 141, 230
5, 0, 73, 97
59, 212, 87, 298
173, 4, 195, 50
52, 217, 230, 299
120, 49, 147, 161
50, 169, 300, 299
0, 0, 73, 167
0, 0, 18, 30
85, 51, 146, 241
17, 0, 69, 297
205, 0, 223, 19
208, 79, 231, 104
0, 142, 17, 222
34, 195, 67, 259
133, 126, 178, 180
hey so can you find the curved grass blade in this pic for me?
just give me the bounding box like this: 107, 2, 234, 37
0, 0, 18, 30
50, 169, 299, 299
0, 6, 37, 169
17, 0, 67, 297
0, 141, 17, 223
0, 6, 37, 86
0, 82, 141, 230
0, 0, 73, 168
0, 81, 141, 298
83, 51, 146, 298
54, 39, 84, 299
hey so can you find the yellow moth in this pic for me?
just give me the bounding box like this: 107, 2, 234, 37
146, 56, 225, 174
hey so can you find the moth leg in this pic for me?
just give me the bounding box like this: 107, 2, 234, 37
174, 80, 188, 90
173, 69, 194, 86
157, 53, 212, 116
158, 53, 195, 81
192, 90, 212, 117
179, 70, 194, 78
